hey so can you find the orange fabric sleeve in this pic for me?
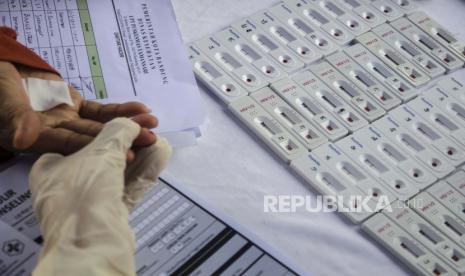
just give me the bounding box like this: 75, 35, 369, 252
0, 27, 60, 162
0, 27, 59, 75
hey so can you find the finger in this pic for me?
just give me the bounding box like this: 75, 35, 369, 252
13, 110, 41, 150
79, 101, 151, 123
131, 114, 158, 129
28, 127, 94, 155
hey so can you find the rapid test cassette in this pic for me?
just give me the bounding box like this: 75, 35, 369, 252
360, 0, 405, 21
309, 61, 386, 121
186, 44, 247, 104
231, 18, 305, 73
383, 201, 465, 274
291, 70, 369, 132
437, 77, 465, 105
336, 134, 419, 200
445, 169, 465, 198
344, 43, 417, 101
357, 32, 431, 87
229, 96, 306, 163
427, 181, 465, 223
285, 0, 355, 46
326, 51, 401, 110
352, 126, 437, 189
411, 192, 465, 250
362, 213, 456, 276
249, 10, 324, 64
390, 17, 464, 73
267, 3, 338, 56
270, 78, 349, 141
408, 11, 465, 63
333, 0, 387, 28
306, 0, 371, 36
372, 24, 446, 79
250, 87, 328, 149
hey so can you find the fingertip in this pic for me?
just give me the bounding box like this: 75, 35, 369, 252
134, 128, 157, 146
127, 150, 135, 162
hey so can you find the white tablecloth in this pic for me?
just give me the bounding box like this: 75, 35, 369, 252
165, 1, 465, 275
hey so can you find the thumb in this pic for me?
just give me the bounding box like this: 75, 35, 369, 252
85, 118, 140, 158
13, 109, 41, 149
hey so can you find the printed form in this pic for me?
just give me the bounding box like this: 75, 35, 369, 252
0, 0, 205, 136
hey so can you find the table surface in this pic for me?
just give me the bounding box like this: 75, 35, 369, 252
166, 1, 465, 275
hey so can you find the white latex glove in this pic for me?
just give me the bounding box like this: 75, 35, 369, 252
29, 118, 172, 276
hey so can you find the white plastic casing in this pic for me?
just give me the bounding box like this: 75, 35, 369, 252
389, 105, 465, 167
194, 36, 267, 92
357, 32, 431, 87
373, 115, 455, 178
336, 135, 419, 200
389, 0, 415, 12
285, 0, 355, 46
309, 61, 386, 121
290, 153, 373, 223
251, 87, 327, 149
344, 43, 417, 101
362, 213, 456, 276
231, 18, 305, 73
307, 0, 371, 36
326, 51, 401, 110
407, 97, 465, 151
437, 77, 465, 105
214, 28, 287, 83
292, 70, 368, 132
268, 3, 337, 56
334, 0, 387, 28
353, 126, 437, 189
361, 0, 404, 21
249, 10, 322, 64
186, 44, 247, 103
445, 170, 465, 197
372, 24, 446, 79
229, 96, 306, 162
270, 78, 349, 141
411, 192, 465, 250
408, 11, 465, 62
390, 18, 464, 73
428, 181, 465, 223
383, 201, 465, 274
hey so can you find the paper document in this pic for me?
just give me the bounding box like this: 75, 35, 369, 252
0, 0, 205, 136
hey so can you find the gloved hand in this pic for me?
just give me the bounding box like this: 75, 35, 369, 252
29, 118, 172, 276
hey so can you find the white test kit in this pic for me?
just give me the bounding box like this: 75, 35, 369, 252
437, 77, 465, 105
372, 24, 446, 79
373, 115, 455, 178
231, 18, 305, 73
427, 181, 465, 223
292, 70, 368, 132
411, 192, 465, 250
362, 213, 456, 276
285, 0, 355, 46
229, 96, 306, 162
214, 28, 287, 83
290, 153, 376, 223
309, 61, 386, 121
388, 105, 465, 167
336, 134, 419, 200
268, 3, 337, 57
388, 0, 416, 13
311, 143, 397, 205
307, 0, 371, 36
360, 0, 404, 21
249, 10, 323, 65
390, 17, 464, 73
194, 36, 267, 92
326, 51, 401, 110
186, 44, 247, 104
333, 0, 387, 28
383, 201, 465, 274
270, 78, 349, 141
445, 170, 465, 197
408, 11, 465, 63
251, 87, 327, 150
407, 97, 465, 151
357, 32, 431, 87
352, 126, 437, 188
344, 43, 417, 101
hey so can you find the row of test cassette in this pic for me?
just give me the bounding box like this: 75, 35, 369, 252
363, 169, 465, 276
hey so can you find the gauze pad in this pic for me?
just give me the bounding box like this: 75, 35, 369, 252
22, 78, 74, 112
